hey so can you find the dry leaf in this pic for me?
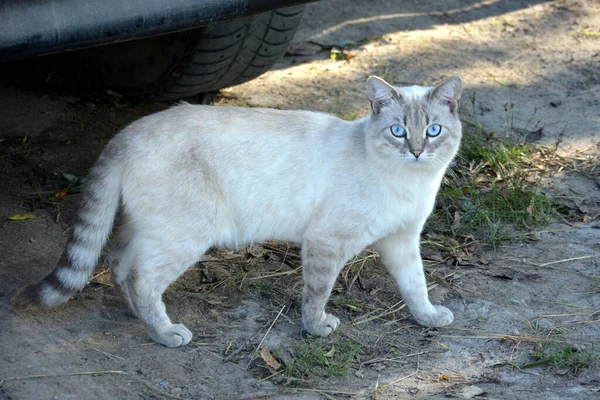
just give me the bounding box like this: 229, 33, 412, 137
438, 342, 451, 350
259, 347, 281, 370
324, 346, 336, 357
54, 186, 70, 199
7, 213, 39, 221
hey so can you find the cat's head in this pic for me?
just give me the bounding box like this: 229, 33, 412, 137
365, 75, 463, 175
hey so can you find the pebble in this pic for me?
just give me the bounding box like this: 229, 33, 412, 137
159, 380, 169, 389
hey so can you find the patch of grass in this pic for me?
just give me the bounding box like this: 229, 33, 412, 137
427, 132, 555, 245
284, 335, 362, 379
527, 344, 599, 375
572, 28, 600, 39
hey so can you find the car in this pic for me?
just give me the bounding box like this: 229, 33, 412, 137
0, 0, 314, 100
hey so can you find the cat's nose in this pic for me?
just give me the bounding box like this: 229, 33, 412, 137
410, 150, 422, 159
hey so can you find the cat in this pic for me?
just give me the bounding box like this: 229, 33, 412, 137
12, 75, 463, 347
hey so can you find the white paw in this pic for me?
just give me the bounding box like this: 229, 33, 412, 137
413, 305, 454, 328
304, 313, 340, 337
150, 323, 193, 347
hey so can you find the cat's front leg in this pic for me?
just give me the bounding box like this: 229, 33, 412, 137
374, 226, 453, 328
301, 238, 346, 336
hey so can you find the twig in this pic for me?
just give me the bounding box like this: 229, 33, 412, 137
0, 370, 127, 387
351, 283, 438, 326
90, 347, 125, 360
514, 256, 600, 282
248, 267, 301, 280
257, 370, 283, 382
374, 355, 420, 392
292, 388, 358, 396
351, 303, 408, 326
361, 351, 427, 368
347, 256, 369, 292
245, 304, 286, 370
91, 268, 111, 281
538, 255, 598, 267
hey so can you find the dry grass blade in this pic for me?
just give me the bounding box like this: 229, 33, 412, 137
292, 388, 358, 397
248, 267, 302, 280
261, 242, 301, 259
0, 370, 127, 388
257, 370, 283, 383
245, 304, 287, 370
351, 303, 408, 326
351, 282, 439, 326
513, 256, 600, 282
374, 355, 420, 392
90, 347, 125, 360
537, 255, 599, 267
437, 327, 599, 346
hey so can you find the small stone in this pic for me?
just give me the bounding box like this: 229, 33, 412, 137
460, 385, 486, 399
171, 388, 183, 395
158, 380, 169, 389
9, 358, 16, 363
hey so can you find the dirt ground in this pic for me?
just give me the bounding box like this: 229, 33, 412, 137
1, 0, 599, 399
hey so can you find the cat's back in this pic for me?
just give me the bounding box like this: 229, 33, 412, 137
118, 103, 359, 175
126, 103, 339, 143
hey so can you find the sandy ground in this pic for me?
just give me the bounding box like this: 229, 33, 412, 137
1, 0, 599, 399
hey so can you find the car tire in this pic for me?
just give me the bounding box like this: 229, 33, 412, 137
85, 5, 305, 100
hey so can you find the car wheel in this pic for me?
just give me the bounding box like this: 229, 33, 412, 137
84, 5, 305, 100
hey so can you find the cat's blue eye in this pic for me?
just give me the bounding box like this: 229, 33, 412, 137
426, 124, 442, 137
390, 125, 407, 138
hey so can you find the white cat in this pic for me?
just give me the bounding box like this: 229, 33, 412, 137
13, 75, 463, 347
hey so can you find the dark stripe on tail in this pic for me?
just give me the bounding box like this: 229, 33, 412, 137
11, 251, 77, 309
11, 138, 124, 310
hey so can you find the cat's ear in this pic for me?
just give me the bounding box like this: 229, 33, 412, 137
430, 76, 462, 114
367, 76, 400, 114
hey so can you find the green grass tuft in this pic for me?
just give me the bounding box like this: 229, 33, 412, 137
284, 335, 362, 379
428, 133, 555, 245
530, 344, 599, 375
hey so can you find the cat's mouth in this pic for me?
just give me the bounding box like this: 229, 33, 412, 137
406, 155, 428, 162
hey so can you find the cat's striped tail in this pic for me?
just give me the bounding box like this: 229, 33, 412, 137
11, 142, 123, 309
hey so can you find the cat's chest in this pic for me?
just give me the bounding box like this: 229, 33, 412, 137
366, 182, 437, 237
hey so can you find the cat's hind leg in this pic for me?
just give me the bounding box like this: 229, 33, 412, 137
107, 224, 138, 317
301, 238, 346, 336
374, 226, 453, 328
126, 242, 206, 347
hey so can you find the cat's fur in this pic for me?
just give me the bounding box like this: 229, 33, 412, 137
12, 75, 463, 347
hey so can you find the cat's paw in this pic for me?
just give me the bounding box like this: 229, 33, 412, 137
303, 313, 340, 337
150, 323, 193, 347
413, 305, 453, 328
